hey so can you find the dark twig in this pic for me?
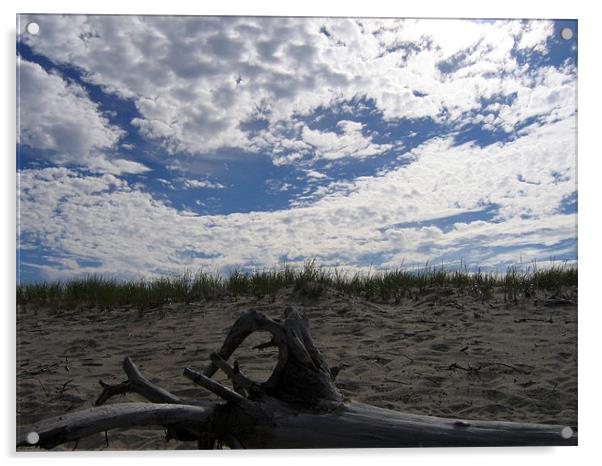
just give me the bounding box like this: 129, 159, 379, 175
37, 379, 49, 397
514, 317, 553, 323
56, 379, 74, 399
253, 339, 277, 350
448, 362, 481, 372
18, 363, 59, 378
483, 362, 531, 375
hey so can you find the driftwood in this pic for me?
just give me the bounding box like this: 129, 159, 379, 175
17, 307, 577, 449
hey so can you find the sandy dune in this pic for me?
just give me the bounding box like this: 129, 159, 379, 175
16, 285, 577, 450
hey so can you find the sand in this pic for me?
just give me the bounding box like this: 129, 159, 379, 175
16, 285, 577, 450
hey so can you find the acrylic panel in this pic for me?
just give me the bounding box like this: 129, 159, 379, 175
16, 15, 577, 450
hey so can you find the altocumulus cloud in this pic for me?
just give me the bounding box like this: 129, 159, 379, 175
19, 117, 576, 278
20, 16, 562, 160
16, 16, 577, 280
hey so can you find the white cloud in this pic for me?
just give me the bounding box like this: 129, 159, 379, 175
19, 16, 570, 167
265, 179, 292, 194
301, 120, 392, 160
17, 58, 122, 155
517, 20, 554, 53
305, 169, 328, 179
85, 156, 150, 176
18, 114, 576, 279
18, 58, 148, 175
182, 179, 226, 189
478, 64, 577, 135
17, 16, 576, 279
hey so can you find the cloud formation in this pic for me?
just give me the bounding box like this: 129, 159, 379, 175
20, 17, 565, 164
18, 58, 149, 175
18, 115, 576, 278
16, 16, 577, 280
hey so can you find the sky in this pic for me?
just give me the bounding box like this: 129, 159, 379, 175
16, 15, 577, 282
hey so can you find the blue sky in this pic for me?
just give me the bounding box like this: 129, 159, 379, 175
16, 16, 577, 282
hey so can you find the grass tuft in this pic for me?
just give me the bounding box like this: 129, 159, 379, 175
17, 260, 577, 311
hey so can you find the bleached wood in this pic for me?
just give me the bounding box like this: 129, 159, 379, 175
209, 352, 257, 393
17, 403, 211, 449
183, 367, 253, 408
96, 356, 211, 408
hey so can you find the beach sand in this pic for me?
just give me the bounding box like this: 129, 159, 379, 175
16, 285, 577, 450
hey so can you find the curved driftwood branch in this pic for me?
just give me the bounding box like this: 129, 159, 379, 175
94, 356, 216, 444
18, 307, 577, 450
204, 309, 286, 378
96, 356, 212, 408
198, 307, 343, 409
17, 403, 212, 449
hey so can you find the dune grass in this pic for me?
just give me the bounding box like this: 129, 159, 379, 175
16, 260, 577, 311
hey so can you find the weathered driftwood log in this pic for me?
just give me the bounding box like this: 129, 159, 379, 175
16, 403, 211, 449
17, 307, 577, 449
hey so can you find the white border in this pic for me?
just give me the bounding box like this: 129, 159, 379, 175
3, 1, 600, 465
1, 0, 586, 18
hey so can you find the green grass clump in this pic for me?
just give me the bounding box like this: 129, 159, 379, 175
16, 260, 577, 311
502, 262, 578, 303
